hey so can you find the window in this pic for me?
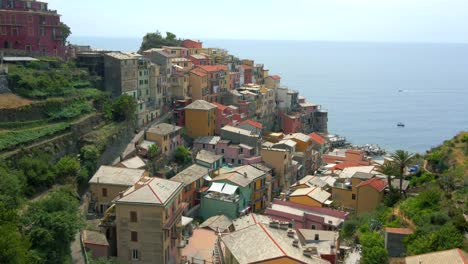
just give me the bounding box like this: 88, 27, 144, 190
212, 145, 215, 150
130, 211, 137, 222
39, 27, 45, 36
131, 231, 138, 242
202, 144, 205, 149
11, 27, 18, 36
28, 26, 34, 36
314, 234, 319, 240
102, 188, 107, 197
221, 149, 225, 154
238, 159, 241, 165
311, 225, 316, 230
352, 194, 356, 200
132, 249, 139, 260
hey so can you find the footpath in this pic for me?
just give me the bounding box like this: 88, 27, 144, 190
71, 110, 172, 264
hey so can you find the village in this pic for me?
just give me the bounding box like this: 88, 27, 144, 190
0, 1, 466, 264
75, 39, 440, 264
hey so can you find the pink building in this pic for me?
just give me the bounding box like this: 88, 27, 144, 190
212, 102, 244, 135
279, 111, 302, 134
265, 199, 348, 231
215, 140, 261, 166
187, 54, 210, 66
182, 39, 203, 49
323, 149, 371, 166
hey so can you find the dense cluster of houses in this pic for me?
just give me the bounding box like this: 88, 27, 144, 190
78, 39, 461, 264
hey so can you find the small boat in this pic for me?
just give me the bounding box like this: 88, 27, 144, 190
397, 122, 405, 127
398, 89, 403, 92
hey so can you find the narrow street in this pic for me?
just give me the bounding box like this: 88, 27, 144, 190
118, 111, 173, 163
71, 111, 172, 263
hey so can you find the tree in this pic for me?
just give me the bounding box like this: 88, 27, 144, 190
22, 188, 84, 264
0, 202, 31, 264
390, 150, 414, 195
59, 22, 71, 44
16, 154, 56, 196
0, 166, 24, 209
111, 95, 136, 122
376, 162, 398, 191
360, 231, 389, 264
139, 31, 182, 52
174, 146, 191, 164
55, 155, 81, 181
147, 144, 160, 160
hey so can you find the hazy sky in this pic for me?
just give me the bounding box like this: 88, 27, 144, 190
48, 0, 468, 43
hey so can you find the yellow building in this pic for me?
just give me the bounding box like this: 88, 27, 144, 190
356, 177, 387, 214
289, 187, 332, 208
332, 172, 387, 214
261, 147, 293, 190
222, 221, 330, 264
110, 176, 185, 264
185, 100, 217, 138
284, 133, 314, 174
88, 166, 146, 214
188, 69, 209, 101
146, 123, 183, 155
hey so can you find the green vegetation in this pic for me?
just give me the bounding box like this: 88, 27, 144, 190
174, 145, 191, 164
22, 188, 84, 264
8, 60, 98, 99
400, 187, 465, 254
104, 94, 136, 122
139, 31, 183, 52
0, 122, 70, 151
59, 22, 72, 43
390, 150, 415, 194
46, 100, 94, 121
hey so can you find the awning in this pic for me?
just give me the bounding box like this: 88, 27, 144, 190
181, 216, 193, 226
207, 182, 224, 193
324, 200, 333, 205
203, 174, 213, 181
221, 184, 238, 195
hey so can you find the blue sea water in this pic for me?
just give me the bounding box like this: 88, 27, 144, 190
70, 36, 468, 153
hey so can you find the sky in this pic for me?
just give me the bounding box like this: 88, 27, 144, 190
47, 0, 468, 43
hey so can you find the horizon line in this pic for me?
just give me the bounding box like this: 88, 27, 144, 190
70, 35, 468, 46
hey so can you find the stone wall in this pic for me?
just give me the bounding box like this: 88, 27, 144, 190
0, 74, 11, 94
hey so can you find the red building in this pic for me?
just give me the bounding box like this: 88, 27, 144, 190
0, 0, 65, 57
173, 99, 192, 126
242, 64, 253, 84
182, 39, 202, 49
187, 54, 210, 66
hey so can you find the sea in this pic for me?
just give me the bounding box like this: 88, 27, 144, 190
70, 36, 468, 154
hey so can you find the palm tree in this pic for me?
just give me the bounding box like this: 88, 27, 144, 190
376, 162, 398, 191
391, 150, 415, 194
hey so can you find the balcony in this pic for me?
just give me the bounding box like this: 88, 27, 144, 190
163, 202, 188, 230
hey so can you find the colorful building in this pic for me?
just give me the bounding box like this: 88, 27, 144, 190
211, 165, 270, 213
215, 139, 262, 166
145, 123, 183, 156
0, 0, 65, 57
182, 39, 202, 49
323, 148, 371, 166
212, 102, 244, 135
332, 172, 387, 214
289, 186, 332, 208
184, 100, 217, 138
261, 147, 294, 189
221, 221, 330, 264
88, 166, 146, 214
101, 177, 186, 264
171, 164, 209, 210
188, 68, 209, 101
195, 64, 230, 103
264, 75, 281, 89
284, 133, 314, 173
265, 199, 348, 231
187, 54, 210, 66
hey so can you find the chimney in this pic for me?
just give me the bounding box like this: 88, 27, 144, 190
119, 191, 124, 198
244, 172, 248, 178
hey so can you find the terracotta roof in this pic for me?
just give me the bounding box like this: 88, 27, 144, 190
385, 227, 414, 235
211, 102, 227, 111
332, 162, 362, 171
240, 119, 263, 129
190, 69, 207, 77
356, 177, 387, 192
197, 65, 228, 72
308, 132, 327, 145
269, 75, 281, 80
